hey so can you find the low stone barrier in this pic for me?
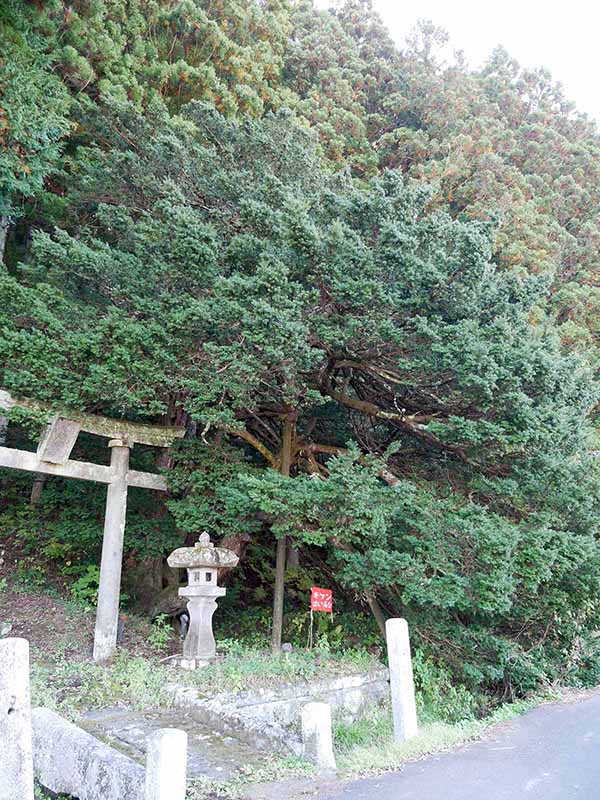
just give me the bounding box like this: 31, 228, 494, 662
170, 668, 389, 755
32, 707, 145, 800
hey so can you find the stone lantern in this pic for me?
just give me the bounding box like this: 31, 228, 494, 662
167, 531, 239, 668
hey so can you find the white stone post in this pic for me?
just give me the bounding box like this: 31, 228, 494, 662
145, 728, 188, 800
0, 638, 34, 800
301, 702, 336, 771
386, 617, 418, 742
93, 439, 131, 662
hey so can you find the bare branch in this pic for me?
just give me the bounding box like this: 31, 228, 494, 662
225, 426, 277, 467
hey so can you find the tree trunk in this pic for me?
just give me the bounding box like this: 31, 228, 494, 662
271, 537, 287, 652
219, 531, 251, 584
366, 592, 387, 639
126, 554, 164, 610
271, 412, 295, 653
30, 473, 47, 506
0, 216, 8, 266
286, 539, 300, 568
128, 443, 174, 611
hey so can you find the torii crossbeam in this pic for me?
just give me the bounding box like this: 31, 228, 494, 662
0, 390, 185, 661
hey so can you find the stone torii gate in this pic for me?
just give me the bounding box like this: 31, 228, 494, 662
0, 390, 184, 662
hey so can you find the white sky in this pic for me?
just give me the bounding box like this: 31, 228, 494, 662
316, 0, 599, 122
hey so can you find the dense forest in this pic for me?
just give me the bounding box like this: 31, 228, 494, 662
2, 0, 600, 706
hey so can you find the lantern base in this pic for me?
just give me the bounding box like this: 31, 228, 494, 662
176, 657, 212, 670
179, 592, 225, 662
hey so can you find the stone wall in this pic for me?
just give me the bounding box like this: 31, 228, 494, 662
170, 668, 389, 755
32, 707, 145, 800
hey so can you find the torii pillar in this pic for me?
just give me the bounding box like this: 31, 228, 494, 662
0, 390, 184, 662
93, 438, 131, 661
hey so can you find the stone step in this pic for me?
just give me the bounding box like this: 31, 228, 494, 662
80, 706, 265, 780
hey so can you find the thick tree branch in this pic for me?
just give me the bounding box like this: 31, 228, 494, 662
301, 443, 401, 488
323, 383, 471, 463
330, 360, 459, 418
226, 426, 277, 467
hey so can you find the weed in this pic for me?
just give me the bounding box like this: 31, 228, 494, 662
35, 782, 70, 800
334, 692, 557, 776
334, 701, 393, 751
148, 613, 172, 653
413, 651, 478, 723
31, 652, 172, 716
187, 754, 314, 799
69, 564, 100, 610
15, 561, 46, 589
69, 565, 129, 610
181, 641, 381, 696
29, 637, 382, 721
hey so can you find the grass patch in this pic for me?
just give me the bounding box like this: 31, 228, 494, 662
30, 639, 383, 718
180, 639, 382, 696
184, 693, 559, 795
334, 693, 558, 776
187, 755, 314, 799
31, 653, 172, 717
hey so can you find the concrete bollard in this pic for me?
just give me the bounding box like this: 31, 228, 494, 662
301, 702, 336, 771
0, 637, 34, 800
145, 727, 188, 800
385, 617, 418, 742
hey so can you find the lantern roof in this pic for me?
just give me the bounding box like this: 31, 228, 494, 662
167, 531, 239, 569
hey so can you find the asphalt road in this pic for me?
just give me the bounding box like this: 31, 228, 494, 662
322, 690, 600, 800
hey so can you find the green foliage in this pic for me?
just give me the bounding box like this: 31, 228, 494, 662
334, 695, 545, 776
187, 755, 314, 800
0, 6, 71, 221
215, 604, 273, 648
287, 610, 345, 651
69, 565, 101, 610
167, 439, 261, 537
68, 564, 130, 610
30, 642, 380, 717
5, 405, 51, 438
148, 613, 173, 653
17, 0, 291, 115
34, 783, 69, 800
15, 562, 47, 589
412, 652, 478, 723
0, 457, 181, 601
334, 702, 394, 753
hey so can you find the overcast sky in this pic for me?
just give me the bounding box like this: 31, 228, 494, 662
316, 0, 599, 122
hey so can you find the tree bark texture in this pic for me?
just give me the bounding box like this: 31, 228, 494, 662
271, 412, 295, 652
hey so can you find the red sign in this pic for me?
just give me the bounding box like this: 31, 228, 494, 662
311, 586, 333, 613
